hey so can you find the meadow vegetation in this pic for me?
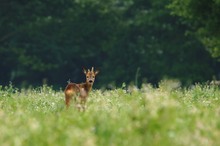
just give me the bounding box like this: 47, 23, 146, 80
0, 81, 220, 146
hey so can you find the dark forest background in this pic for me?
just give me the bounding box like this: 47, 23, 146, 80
1, 0, 220, 89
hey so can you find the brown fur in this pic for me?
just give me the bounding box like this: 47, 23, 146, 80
64, 67, 99, 110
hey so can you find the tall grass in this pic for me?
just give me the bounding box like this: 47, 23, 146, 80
0, 82, 220, 146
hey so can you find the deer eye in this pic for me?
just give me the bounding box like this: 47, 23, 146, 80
92, 76, 95, 78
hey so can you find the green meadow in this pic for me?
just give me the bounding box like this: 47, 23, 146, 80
0, 82, 220, 146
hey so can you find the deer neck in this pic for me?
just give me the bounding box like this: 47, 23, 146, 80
86, 82, 93, 92
80, 82, 93, 93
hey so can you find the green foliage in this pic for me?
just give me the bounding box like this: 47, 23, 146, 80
169, 0, 220, 58
1, 84, 220, 146
0, 0, 219, 87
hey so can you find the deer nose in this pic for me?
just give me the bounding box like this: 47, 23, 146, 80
89, 80, 93, 83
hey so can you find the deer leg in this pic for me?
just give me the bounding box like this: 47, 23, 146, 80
65, 96, 71, 108
80, 98, 87, 111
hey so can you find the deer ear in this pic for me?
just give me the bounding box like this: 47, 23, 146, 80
83, 68, 87, 74
95, 70, 99, 75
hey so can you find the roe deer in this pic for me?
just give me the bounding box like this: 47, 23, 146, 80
64, 67, 99, 110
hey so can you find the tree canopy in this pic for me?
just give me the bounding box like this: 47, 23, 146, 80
0, 0, 219, 88
169, 0, 220, 59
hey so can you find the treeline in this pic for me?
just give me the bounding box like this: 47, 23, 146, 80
0, 0, 220, 88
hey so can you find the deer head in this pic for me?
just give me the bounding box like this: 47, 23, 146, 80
83, 67, 99, 85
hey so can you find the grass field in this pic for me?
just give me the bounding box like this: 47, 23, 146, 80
0, 81, 220, 146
